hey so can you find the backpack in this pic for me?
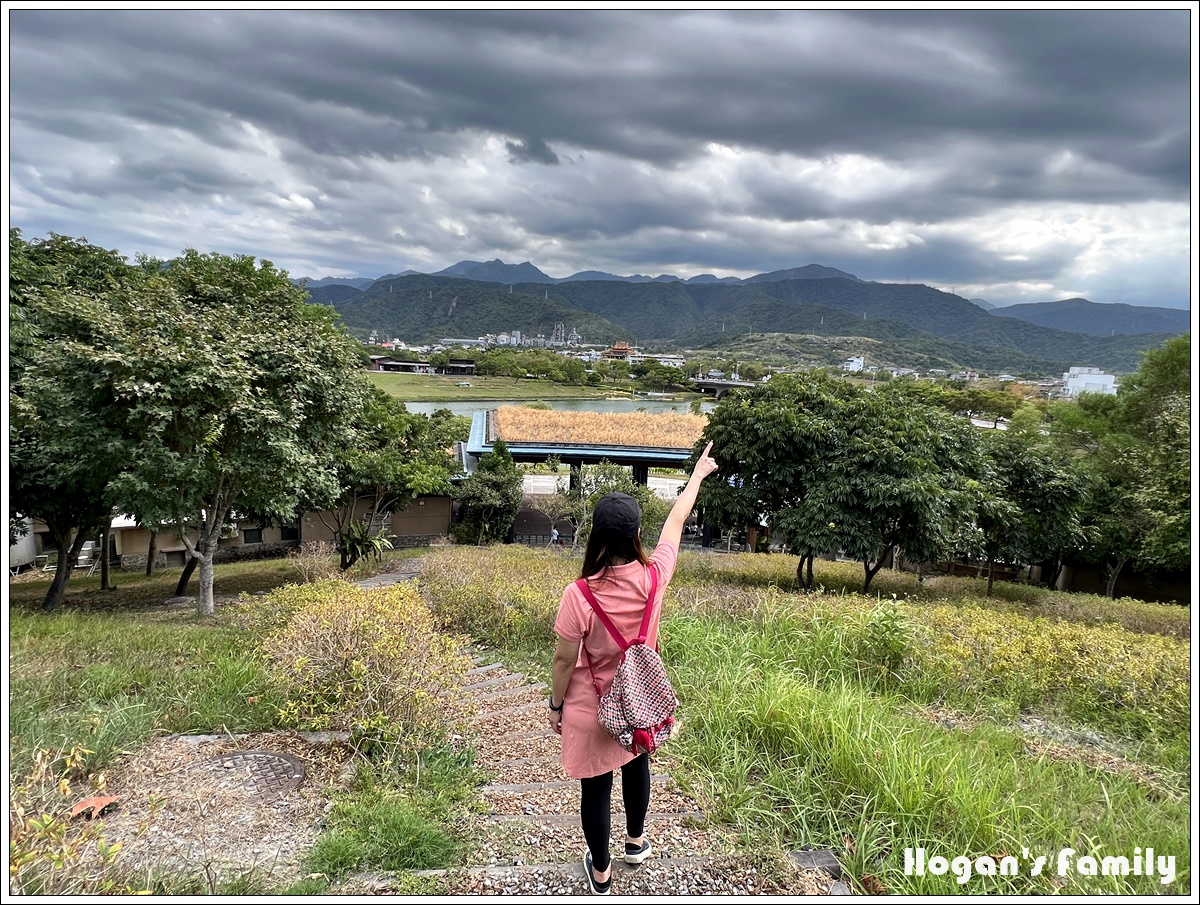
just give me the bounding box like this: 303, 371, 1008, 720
575, 564, 677, 755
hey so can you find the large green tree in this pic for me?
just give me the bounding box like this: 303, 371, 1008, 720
9, 231, 139, 611
697, 373, 985, 591
972, 430, 1085, 595
104, 250, 367, 615
305, 388, 456, 569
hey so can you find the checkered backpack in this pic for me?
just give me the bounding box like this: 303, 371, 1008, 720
576, 565, 677, 755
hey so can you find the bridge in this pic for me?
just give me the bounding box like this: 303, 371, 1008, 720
692, 377, 759, 399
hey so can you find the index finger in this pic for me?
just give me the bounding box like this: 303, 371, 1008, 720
702, 441, 714, 458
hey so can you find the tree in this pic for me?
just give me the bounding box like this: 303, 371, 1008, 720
697, 373, 984, 592
304, 388, 454, 570
1044, 336, 1190, 595
452, 440, 524, 545
8, 230, 139, 611
973, 430, 1085, 594
105, 250, 367, 615
532, 459, 670, 549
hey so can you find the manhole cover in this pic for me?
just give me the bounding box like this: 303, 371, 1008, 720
201, 750, 305, 802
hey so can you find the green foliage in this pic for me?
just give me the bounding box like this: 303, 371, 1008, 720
306, 795, 460, 876
451, 440, 524, 545
531, 458, 672, 549
699, 372, 985, 591
337, 521, 394, 572
856, 600, 912, 685
8, 230, 143, 611
259, 581, 472, 756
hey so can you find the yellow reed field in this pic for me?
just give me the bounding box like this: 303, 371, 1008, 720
494, 406, 706, 448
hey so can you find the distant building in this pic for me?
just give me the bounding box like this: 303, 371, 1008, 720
568, 327, 582, 345
601, 342, 634, 362
1062, 366, 1117, 397
842, 356, 864, 373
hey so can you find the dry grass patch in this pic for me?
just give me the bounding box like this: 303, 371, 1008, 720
494, 406, 705, 449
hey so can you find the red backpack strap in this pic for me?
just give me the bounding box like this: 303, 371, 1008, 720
575, 579, 627, 649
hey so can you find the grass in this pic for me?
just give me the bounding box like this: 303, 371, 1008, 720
366, 371, 613, 402
418, 545, 1192, 895
7, 554, 491, 897
9, 545, 1191, 896
305, 748, 482, 879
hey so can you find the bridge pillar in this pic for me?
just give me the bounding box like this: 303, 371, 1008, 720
632, 463, 649, 485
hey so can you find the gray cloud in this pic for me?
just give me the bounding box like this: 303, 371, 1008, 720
7, 9, 1192, 308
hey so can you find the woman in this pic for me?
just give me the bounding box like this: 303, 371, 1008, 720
548, 442, 718, 894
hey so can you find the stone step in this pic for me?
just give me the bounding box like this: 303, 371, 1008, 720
482, 777, 695, 818
462, 672, 525, 693
472, 682, 547, 704
469, 699, 546, 723
466, 661, 505, 676
472, 810, 715, 867
485, 810, 703, 827
480, 774, 670, 795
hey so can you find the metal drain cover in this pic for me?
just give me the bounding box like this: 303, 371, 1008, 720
204, 750, 305, 801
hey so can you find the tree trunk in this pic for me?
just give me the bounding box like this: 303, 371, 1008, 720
99, 520, 113, 590
986, 556, 996, 597
146, 531, 159, 576
795, 550, 809, 589
1046, 555, 1063, 591
175, 556, 199, 596
862, 545, 894, 593
197, 551, 217, 616
1105, 555, 1127, 599
806, 548, 814, 588
41, 527, 90, 613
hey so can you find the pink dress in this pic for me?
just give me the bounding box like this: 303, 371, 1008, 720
553, 543, 678, 779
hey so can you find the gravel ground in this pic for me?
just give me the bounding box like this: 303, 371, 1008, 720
79, 731, 353, 888
443, 855, 834, 896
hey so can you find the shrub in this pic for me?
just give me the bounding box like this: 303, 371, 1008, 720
260, 581, 472, 756
285, 540, 340, 583
908, 603, 1190, 737
421, 546, 572, 647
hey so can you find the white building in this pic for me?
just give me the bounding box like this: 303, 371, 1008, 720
842, 356, 864, 373
1062, 366, 1117, 397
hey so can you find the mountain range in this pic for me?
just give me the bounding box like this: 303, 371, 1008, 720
299, 260, 1187, 375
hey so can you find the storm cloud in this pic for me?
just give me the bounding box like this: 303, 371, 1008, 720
7, 9, 1193, 307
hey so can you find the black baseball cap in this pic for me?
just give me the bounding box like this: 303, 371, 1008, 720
592, 493, 641, 536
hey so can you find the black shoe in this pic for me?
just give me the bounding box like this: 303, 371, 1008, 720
584, 851, 612, 895
624, 838, 653, 864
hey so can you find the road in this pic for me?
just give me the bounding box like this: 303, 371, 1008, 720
523, 474, 686, 500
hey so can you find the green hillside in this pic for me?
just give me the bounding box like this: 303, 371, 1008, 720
329, 275, 630, 344
521, 279, 703, 340
327, 272, 1182, 375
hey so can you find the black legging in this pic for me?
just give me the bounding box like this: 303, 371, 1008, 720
579, 753, 651, 872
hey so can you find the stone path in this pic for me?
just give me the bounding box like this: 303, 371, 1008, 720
357, 557, 850, 895
435, 655, 849, 895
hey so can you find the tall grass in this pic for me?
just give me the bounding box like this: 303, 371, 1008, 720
418, 546, 1192, 894
8, 610, 284, 782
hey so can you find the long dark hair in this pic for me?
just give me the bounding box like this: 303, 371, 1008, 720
580, 527, 649, 583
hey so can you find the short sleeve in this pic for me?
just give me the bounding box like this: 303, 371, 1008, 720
649, 541, 678, 589
553, 582, 589, 642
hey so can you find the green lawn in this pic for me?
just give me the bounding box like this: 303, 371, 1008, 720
365, 371, 616, 402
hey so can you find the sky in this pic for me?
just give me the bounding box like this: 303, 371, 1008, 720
6, 8, 1196, 308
